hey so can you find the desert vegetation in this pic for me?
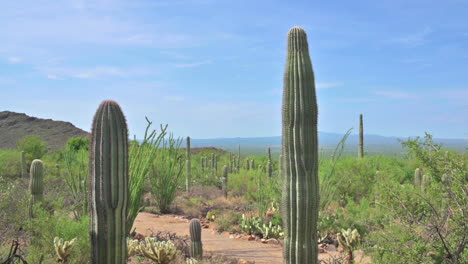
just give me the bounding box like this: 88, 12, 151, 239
0, 26, 466, 264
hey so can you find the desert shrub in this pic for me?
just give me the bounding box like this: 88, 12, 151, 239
16, 135, 48, 161
66, 137, 89, 151
366, 133, 467, 263
0, 149, 22, 178
214, 210, 241, 233
26, 207, 90, 263
60, 148, 88, 219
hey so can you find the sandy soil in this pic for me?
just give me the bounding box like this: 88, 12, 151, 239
132, 212, 370, 264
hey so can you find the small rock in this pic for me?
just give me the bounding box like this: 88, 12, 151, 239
235, 235, 242, 239
229, 235, 235, 239
266, 238, 278, 244
261, 238, 267, 243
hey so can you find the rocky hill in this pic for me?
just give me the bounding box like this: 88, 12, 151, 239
0, 111, 89, 150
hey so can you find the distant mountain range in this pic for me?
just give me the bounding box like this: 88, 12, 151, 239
179, 133, 467, 156
0, 111, 465, 155
0, 111, 89, 150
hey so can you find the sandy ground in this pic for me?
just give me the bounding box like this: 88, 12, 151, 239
132, 212, 370, 264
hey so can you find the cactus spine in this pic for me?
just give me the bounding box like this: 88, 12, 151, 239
186, 136, 191, 192
281, 26, 319, 264
221, 165, 228, 198
21, 151, 28, 178
358, 114, 364, 158
29, 159, 44, 218
189, 219, 203, 259
89, 100, 129, 264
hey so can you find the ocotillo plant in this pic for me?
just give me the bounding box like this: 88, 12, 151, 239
358, 114, 364, 158
189, 219, 203, 259
29, 159, 44, 218
186, 136, 191, 192
222, 165, 228, 198
281, 26, 319, 264
21, 151, 28, 178
89, 100, 129, 264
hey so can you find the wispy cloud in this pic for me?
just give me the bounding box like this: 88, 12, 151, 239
7, 57, 22, 63
39, 66, 159, 80
173, 60, 212, 68
373, 90, 421, 100
317, 82, 342, 89
390, 27, 432, 47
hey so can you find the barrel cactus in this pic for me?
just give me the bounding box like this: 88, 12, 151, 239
189, 218, 203, 259
29, 159, 44, 218
89, 100, 129, 264
281, 26, 319, 264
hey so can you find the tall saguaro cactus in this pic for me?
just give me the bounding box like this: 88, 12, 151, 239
281, 26, 319, 264
186, 136, 192, 192
358, 114, 364, 158
89, 100, 129, 264
29, 159, 44, 218
189, 219, 203, 259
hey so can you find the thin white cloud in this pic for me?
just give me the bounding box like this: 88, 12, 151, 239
39, 66, 159, 80
316, 82, 342, 89
374, 90, 421, 100
163, 95, 184, 102
7, 57, 22, 63
390, 27, 432, 46
173, 60, 212, 68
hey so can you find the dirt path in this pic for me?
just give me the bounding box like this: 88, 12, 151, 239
132, 212, 370, 264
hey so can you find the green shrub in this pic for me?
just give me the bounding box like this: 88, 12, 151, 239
66, 137, 90, 151
16, 135, 48, 161
0, 149, 22, 178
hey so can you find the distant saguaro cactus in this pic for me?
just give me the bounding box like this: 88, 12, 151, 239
186, 136, 192, 192
267, 160, 272, 178
250, 159, 255, 170
281, 26, 319, 264
201, 157, 205, 170
189, 219, 203, 259
29, 159, 44, 218
89, 100, 129, 264
237, 145, 241, 171
211, 153, 215, 169
21, 151, 28, 178
222, 165, 228, 198
358, 114, 364, 158
246, 159, 250, 170
414, 168, 422, 187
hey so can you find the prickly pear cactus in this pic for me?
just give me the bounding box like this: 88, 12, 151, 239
29, 159, 44, 218
89, 100, 129, 264
281, 26, 319, 264
189, 218, 203, 259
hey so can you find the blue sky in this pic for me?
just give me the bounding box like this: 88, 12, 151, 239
1, 0, 467, 139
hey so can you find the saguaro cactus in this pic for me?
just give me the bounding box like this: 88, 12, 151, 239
281, 26, 319, 264
414, 168, 422, 187
21, 151, 28, 178
89, 100, 129, 264
250, 159, 255, 170
358, 114, 364, 158
222, 165, 228, 198
186, 136, 191, 192
267, 160, 273, 178
29, 159, 44, 218
189, 219, 203, 259
237, 145, 241, 171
